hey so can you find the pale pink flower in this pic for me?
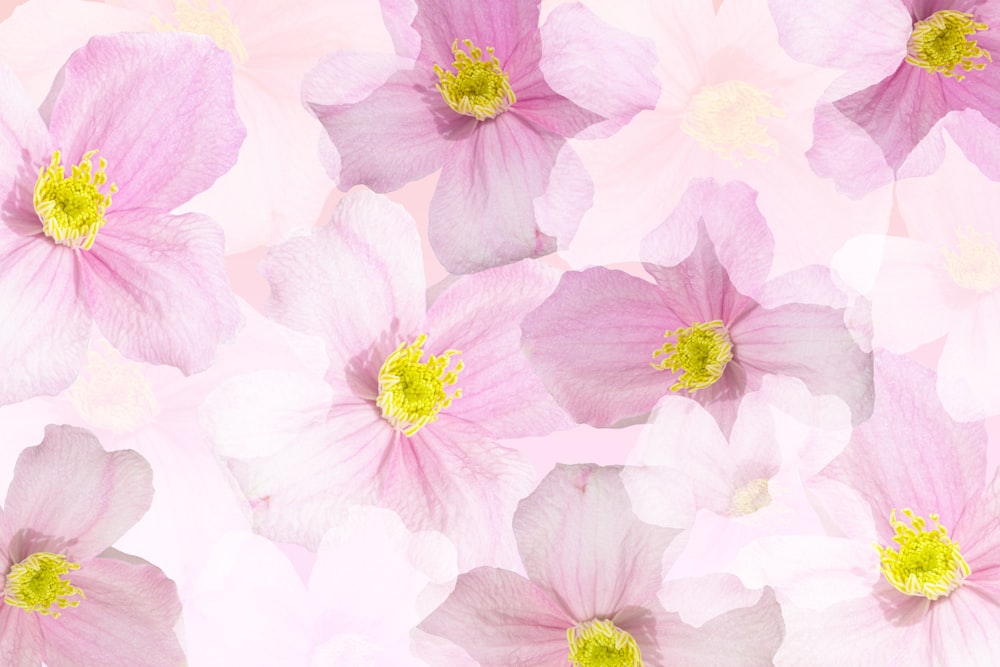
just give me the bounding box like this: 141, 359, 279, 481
521, 178, 874, 438
0, 33, 243, 407
303, 0, 658, 273
0, 424, 184, 666
203, 190, 571, 569
417, 463, 784, 666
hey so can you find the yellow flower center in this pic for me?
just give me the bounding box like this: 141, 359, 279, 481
942, 228, 1000, 293
567, 619, 644, 667
34, 150, 117, 251
376, 334, 463, 436
906, 10, 991, 81
433, 39, 516, 121
681, 80, 784, 166
876, 509, 970, 600
4, 552, 85, 618
729, 478, 772, 516
68, 343, 161, 433
152, 0, 249, 64
651, 320, 733, 393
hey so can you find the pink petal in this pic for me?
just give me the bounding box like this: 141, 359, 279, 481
807, 97, 896, 197
410, 0, 541, 66
955, 469, 1000, 582
0, 61, 50, 197
417, 566, 572, 667
79, 210, 240, 375
259, 190, 426, 377
0, 238, 91, 406
46, 32, 244, 212
520, 267, 680, 427
514, 464, 679, 621
936, 298, 1000, 422
428, 113, 568, 273
4, 425, 152, 561
39, 556, 184, 667
658, 573, 765, 628
379, 0, 420, 59
0, 605, 44, 667
425, 260, 571, 439
945, 108, 1000, 182
537, 2, 659, 138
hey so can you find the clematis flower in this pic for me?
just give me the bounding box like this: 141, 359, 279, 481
202, 190, 571, 569
302, 0, 658, 274
0, 424, 185, 666
769, 0, 1000, 195
416, 463, 785, 666
0, 32, 243, 407
520, 178, 874, 438
760, 351, 1000, 665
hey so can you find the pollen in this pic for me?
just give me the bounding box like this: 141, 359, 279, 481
567, 619, 643, 667
434, 38, 516, 121
376, 334, 463, 436
906, 10, 991, 81
34, 150, 117, 250
942, 228, 1000, 293
4, 552, 85, 618
651, 320, 733, 393
876, 509, 970, 600
152, 0, 249, 64
681, 80, 784, 166
729, 478, 772, 517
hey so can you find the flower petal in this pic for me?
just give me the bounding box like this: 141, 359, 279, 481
410, 0, 540, 65
0, 605, 44, 667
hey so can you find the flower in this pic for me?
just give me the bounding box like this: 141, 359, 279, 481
202, 190, 571, 569
0, 32, 243, 407
302, 0, 658, 273
520, 178, 874, 437
0, 424, 184, 666
416, 463, 785, 666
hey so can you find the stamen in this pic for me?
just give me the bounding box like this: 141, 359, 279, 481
152, 0, 249, 64
68, 343, 161, 433
34, 150, 117, 250
376, 334, 463, 436
681, 80, 784, 166
942, 228, 1000, 294
875, 509, 970, 600
906, 10, 991, 81
651, 320, 733, 393
729, 478, 772, 516
434, 39, 516, 120
567, 619, 644, 667
4, 552, 84, 618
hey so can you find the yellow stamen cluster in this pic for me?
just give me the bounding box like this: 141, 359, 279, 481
34, 150, 117, 250
567, 619, 644, 667
729, 478, 772, 517
4, 552, 85, 618
906, 10, 991, 81
876, 509, 970, 600
434, 39, 516, 121
68, 344, 161, 433
376, 334, 463, 436
682, 80, 784, 166
942, 228, 1000, 294
152, 0, 249, 64
651, 320, 733, 393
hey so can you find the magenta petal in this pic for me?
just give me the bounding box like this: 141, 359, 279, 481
46, 33, 244, 212
0, 605, 44, 667
39, 556, 184, 667
80, 210, 240, 375
429, 113, 565, 273
514, 464, 679, 621
520, 267, 680, 427
4, 425, 152, 561
411, 0, 540, 65
418, 567, 572, 667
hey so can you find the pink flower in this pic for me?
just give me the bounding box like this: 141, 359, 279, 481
203, 190, 571, 569
520, 178, 874, 437
0, 424, 184, 666
769, 0, 1000, 194
417, 463, 784, 666
303, 0, 658, 274
770, 351, 1000, 665
0, 32, 244, 407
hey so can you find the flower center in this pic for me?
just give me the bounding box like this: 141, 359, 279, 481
876, 509, 970, 600
942, 228, 1000, 293
433, 38, 516, 121
34, 150, 117, 250
68, 343, 160, 433
681, 80, 784, 166
651, 320, 733, 393
567, 619, 643, 667
905, 10, 991, 81
4, 552, 85, 618
152, 0, 249, 64
729, 478, 772, 516
376, 334, 463, 436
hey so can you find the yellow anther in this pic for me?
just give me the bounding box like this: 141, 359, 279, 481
434, 39, 516, 120
681, 80, 784, 166
376, 334, 463, 436
567, 619, 644, 667
152, 0, 249, 64
729, 478, 772, 516
651, 320, 733, 393
906, 10, 991, 81
942, 228, 1000, 293
34, 150, 117, 250
876, 509, 970, 600
4, 552, 85, 618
